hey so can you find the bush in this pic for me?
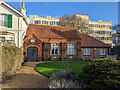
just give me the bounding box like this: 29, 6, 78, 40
2, 44, 23, 80
77, 58, 120, 89
49, 70, 86, 88
111, 45, 120, 58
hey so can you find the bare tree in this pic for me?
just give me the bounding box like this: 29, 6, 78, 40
112, 24, 120, 46
60, 14, 91, 34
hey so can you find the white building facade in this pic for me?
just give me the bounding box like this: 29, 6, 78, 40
0, 1, 29, 48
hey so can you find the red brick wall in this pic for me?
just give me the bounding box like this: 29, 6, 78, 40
24, 37, 81, 61
24, 35, 110, 61
81, 47, 109, 60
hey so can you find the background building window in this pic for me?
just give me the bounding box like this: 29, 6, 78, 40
53, 21, 56, 25
51, 43, 58, 55
38, 20, 41, 24
42, 21, 44, 24
102, 25, 105, 28
35, 20, 39, 24
101, 37, 104, 40
68, 43, 74, 55
99, 48, 105, 55
50, 21, 53, 25
56, 22, 60, 25
84, 48, 90, 55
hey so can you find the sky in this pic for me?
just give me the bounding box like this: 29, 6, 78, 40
7, 2, 118, 26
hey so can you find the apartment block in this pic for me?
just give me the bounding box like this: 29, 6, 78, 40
89, 20, 112, 46
73, 14, 112, 46
33, 14, 112, 46
33, 15, 60, 26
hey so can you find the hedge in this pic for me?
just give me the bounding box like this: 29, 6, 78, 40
77, 58, 120, 89
2, 44, 23, 80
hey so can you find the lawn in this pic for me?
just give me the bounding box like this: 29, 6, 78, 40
35, 61, 91, 77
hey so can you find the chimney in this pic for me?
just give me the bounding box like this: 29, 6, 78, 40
22, 2, 25, 9
109, 21, 112, 24
21, 2, 26, 16
46, 16, 51, 19
27, 15, 30, 24
33, 15, 37, 18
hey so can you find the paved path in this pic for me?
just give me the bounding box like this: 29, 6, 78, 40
2, 62, 50, 88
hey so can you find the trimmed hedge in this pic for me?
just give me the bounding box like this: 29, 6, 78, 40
77, 58, 120, 89
2, 45, 23, 80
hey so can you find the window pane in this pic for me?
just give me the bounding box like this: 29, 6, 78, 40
52, 48, 54, 54
55, 48, 58, 54
100, 48, 105, 55
51, 43, 58, 55
84, 48, 90, 55
68, 44, 74, 55
84, 48, 86, 55
0, 14, 8, 27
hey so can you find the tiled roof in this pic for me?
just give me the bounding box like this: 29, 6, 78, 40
26, 24, 81, 40
26, 24, 110, 48
80, 34, 111, 48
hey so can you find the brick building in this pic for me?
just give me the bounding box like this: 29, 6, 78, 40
80, 34, 111, 60
24, 24, 110, 61
24, 24, 81, 61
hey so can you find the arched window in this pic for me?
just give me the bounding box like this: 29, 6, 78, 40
51, 43, 58, 55
68, 43, 74, 55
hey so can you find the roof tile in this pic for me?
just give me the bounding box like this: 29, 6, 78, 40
80, 34, 111, 47
26, 24, 80, 39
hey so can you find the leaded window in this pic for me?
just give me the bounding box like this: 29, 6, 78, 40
68, 44, 74, 55
99, 48, 105, 55
84, 48, 90, 55
51, 43, 58, 55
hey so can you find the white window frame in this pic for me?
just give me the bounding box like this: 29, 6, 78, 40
67, 43, 74, 55
84, 48, 90, 55
99, 48, 105, 55
51, 43, 59, 55
31, 39, 35, 43
0, 14, 8, 27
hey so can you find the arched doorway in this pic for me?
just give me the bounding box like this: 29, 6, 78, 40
27, 47, 38, 61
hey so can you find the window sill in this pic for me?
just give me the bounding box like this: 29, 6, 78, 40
83, 55, 91, 56
99, 55, 105, 56
67, 55, 75, 56
50, 54, 59, 56
0, 26, 8, 28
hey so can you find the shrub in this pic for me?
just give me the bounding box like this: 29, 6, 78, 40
49, 70, 86, 88
77, 58, 120, 89
111, 45, 120, 58
2, 44, 23, 80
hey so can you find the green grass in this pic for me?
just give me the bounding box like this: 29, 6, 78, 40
35, 61, 91, 77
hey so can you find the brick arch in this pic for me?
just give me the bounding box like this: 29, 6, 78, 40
66, 41, 76, 44
50, 41, 61, 44
24, 45, 42, 61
